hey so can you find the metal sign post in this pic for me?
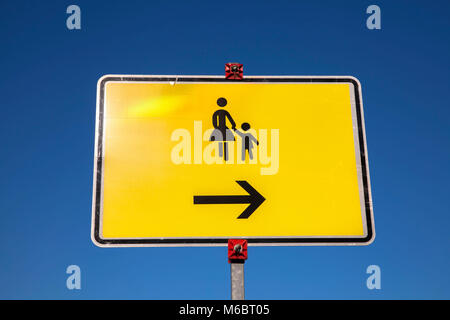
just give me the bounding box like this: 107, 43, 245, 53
228, 239, 248, 300
231, 263, 244, 300
226, 65, 247, 300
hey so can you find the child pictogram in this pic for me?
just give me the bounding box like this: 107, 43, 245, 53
234, 123, 259, 161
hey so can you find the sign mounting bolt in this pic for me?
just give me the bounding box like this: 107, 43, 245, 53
225, 63, 244, 80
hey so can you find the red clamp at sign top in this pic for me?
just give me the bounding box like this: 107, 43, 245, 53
225, 63, 243, 80
228, 239, 248, 263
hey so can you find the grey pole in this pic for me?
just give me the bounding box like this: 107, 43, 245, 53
231, 262, 245, 300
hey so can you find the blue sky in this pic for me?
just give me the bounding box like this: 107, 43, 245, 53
0, 0, 449, 299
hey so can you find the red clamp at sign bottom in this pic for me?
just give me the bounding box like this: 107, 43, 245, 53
228, 239, 248, 263
225, 63, 243, 80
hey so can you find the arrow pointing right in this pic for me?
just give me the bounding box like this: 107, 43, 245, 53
193, 180, 266, 219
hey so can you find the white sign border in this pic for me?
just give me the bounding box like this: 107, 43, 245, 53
91, 75, 375, 247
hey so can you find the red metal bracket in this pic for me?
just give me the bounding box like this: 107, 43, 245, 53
225, 63, 243, 80
228, 239, 248, 263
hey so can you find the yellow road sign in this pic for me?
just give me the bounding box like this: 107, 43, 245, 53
91, 75, 374, 246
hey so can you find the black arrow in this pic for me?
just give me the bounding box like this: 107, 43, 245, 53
193, 181, 265, 219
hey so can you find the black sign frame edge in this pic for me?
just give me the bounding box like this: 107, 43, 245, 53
92, 76, 374, 247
